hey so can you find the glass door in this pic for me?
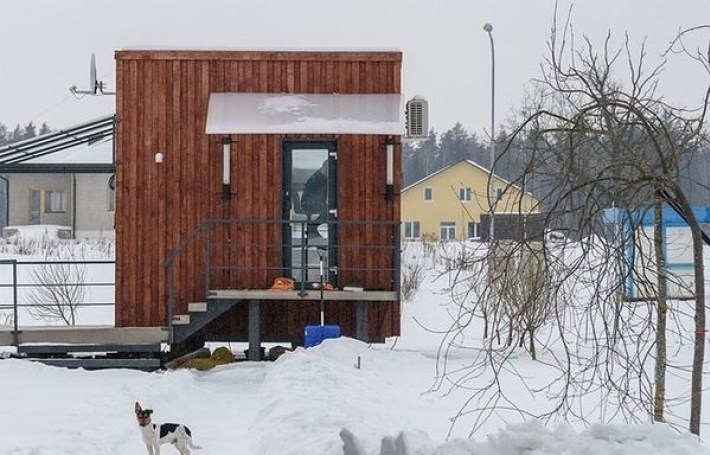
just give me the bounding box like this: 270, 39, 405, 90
29, 189, 42, 224
282, 141, 338, 287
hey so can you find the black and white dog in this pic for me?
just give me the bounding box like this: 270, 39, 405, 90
135, 402, 200, 455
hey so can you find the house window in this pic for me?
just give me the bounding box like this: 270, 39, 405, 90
440, 221, 456, 241
30, 189, 66, 220
44, 190, 66, 213
423, 187, 433, 201
467, 222, 480, 239
404, 221, 421, 239
459, 187, 472, 202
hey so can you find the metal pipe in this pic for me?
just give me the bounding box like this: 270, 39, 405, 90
167, 258, 175, 345
385, 136, 394, 201
12, 260, 18, 346
484, 23, 496, 243
0, 174, 9, 230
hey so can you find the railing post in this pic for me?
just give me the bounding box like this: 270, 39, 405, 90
393, 223, 401, 296
167, 260, 175, 345
204, 225, 211, 296
12, 260, 18, 347
299, 220, 308, 296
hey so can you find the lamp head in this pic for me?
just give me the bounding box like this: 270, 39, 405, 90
483, 23, 493, 33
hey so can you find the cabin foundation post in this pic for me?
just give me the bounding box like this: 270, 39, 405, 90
248, 300, 262, 360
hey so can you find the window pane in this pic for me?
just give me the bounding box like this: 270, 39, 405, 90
468, 222, 479, 238
404, 221, 421, 238
424, 187, 432, 201
30, 190, 41, 224
440, 222, 456, 241
44, 191, 53, 212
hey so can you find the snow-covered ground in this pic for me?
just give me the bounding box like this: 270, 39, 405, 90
0, 233, 708, 454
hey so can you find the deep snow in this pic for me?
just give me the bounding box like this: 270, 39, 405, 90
0, 233, 708, 454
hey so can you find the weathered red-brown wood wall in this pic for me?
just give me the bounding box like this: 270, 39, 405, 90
115, 50, 402, 341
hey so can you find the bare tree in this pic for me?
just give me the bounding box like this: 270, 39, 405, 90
435, 14, 710, 437
26, 261, 86, 326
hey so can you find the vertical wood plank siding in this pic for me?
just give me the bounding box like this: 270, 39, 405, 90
115, 51, 402, 340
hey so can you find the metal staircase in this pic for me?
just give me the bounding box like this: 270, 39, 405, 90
171, 300, 239, 344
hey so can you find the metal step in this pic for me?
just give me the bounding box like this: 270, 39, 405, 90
172, 299, 239, 344
172, 314, 191, 325
188, 302, 208, 312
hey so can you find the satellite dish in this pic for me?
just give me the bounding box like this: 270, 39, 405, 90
69, 53, 114, 96
89, 53, 97, 95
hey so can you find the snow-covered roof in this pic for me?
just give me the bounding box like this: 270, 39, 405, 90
29, 136, 113, 164
0, 115, 115, 168
205, 93, 403, 135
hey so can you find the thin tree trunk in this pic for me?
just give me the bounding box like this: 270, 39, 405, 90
689, 218, 706, 436
653, 197, 667, 423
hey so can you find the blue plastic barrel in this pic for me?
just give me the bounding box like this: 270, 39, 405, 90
304, 325, 341, 347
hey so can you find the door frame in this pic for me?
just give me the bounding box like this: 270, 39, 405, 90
281, 139, 338, 286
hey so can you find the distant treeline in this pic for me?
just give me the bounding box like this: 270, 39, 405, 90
0, 121, 51, 147
404, 122, 710, 208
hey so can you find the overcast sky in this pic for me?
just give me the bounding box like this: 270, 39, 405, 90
1, 0, 709, 138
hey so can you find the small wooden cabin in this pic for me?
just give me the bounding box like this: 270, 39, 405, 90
114, 50, 403, 353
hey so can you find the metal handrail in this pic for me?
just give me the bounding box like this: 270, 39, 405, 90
0, 259, 115, 347
162, 218, 402, 344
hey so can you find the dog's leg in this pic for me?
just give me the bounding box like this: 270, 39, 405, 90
144, 443, 155, 455
176, 426, 192, 455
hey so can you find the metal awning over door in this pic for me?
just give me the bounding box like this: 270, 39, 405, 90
205, 93, 403, 135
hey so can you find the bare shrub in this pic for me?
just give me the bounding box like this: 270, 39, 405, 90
0, 312, 13, 326
401, 260, 425, 302
26, 261, 86, 326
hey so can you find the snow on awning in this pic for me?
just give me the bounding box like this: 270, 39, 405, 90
205, 93, 403, 135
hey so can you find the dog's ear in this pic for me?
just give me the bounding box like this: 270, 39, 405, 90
146, 409, 154, 415
135, 402, 142, 414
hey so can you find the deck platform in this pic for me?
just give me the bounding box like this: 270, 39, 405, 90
205, 289, 398, 361
0, 325, 168, 346
207, 289, 398, 301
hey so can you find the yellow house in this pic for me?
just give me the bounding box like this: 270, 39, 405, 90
401, 160, 538, 241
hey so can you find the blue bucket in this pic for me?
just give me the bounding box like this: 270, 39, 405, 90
304, 325, 341, 347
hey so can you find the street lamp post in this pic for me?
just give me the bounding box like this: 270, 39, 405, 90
484, 23, 495, 243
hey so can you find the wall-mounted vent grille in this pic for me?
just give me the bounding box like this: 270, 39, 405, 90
405, 96, 429, 139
